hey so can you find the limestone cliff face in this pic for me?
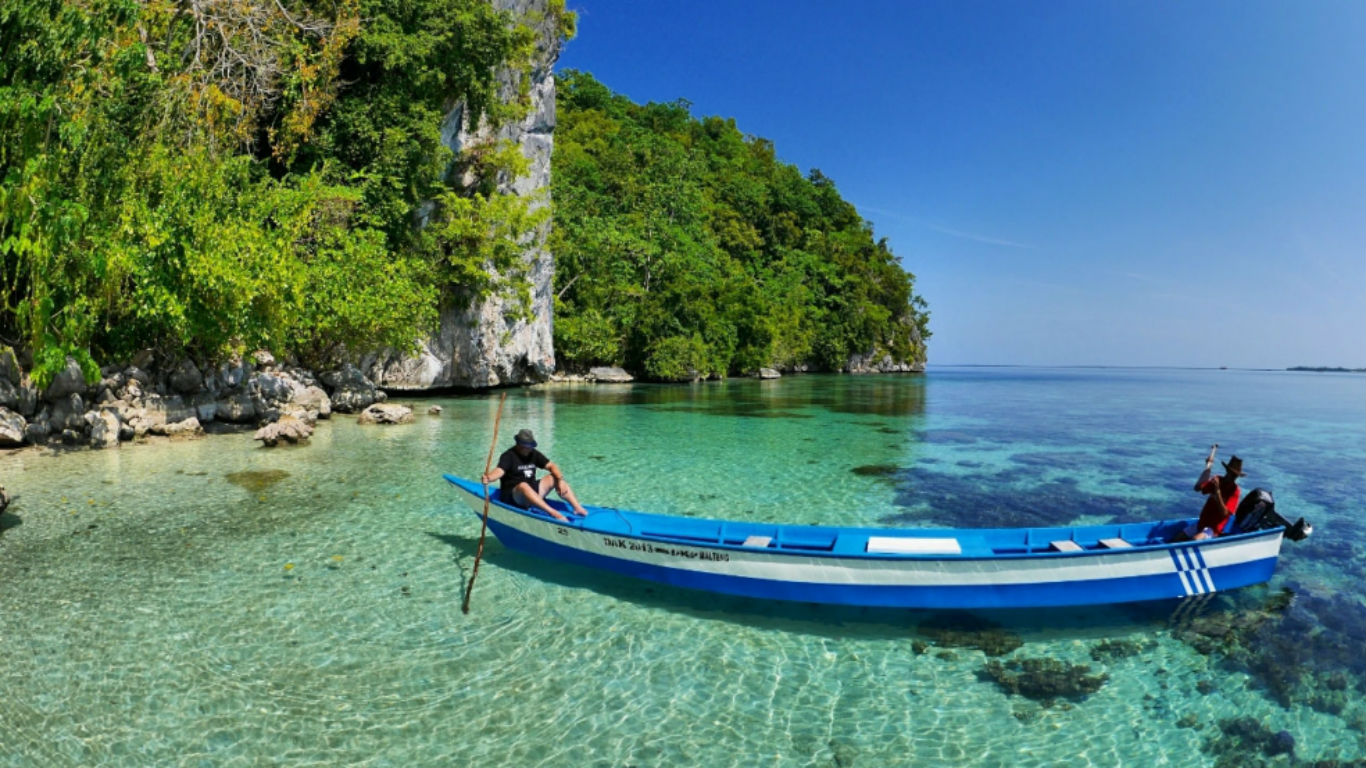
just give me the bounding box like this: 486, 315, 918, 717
846, 318, 927, 373
365, 0, 560, 390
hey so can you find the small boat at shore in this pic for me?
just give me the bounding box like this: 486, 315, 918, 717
442, 475, 1311, 609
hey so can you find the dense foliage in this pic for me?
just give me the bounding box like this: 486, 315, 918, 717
552, 70, 929, 380
1, 0, 572, 387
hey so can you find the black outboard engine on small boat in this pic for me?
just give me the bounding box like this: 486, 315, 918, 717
1232, 488, 1312, 541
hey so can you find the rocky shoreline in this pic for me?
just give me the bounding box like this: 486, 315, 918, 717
0, 347, 391, 452
1, 346, 927, 454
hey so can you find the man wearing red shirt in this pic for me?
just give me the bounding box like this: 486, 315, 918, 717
1192, 448, 1244, 540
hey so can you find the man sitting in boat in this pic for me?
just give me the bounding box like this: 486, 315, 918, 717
481, 428, 589, 522
1190, 447, 1243, 540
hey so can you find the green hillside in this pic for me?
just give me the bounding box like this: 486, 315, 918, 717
551, 70, 929, 380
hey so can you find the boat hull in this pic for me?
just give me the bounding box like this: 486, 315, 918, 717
446, 476, 1284, 609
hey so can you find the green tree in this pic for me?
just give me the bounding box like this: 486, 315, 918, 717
1, 0, 572, 387
552, 70, 929, 379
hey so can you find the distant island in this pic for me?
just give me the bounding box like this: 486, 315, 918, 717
1287, 367, 1366, 373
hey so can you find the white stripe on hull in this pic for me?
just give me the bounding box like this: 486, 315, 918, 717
463, 496, 1284, 589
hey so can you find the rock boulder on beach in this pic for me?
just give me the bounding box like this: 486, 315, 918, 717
23, 417, 50, 445
322, 363, 381, 413
0, 407, 26, 447
291, 385, 331, 420
254, 413, 314, 447
43, 357, 89, 402
85, 410, 120, 449
50, 393, 87, 433
0, 346, 20, 385
588, 366, 634, 383
169, 359, 203, 394
151, 417, 203, 438
215, 391, 257, 424
357, 403, 413, 425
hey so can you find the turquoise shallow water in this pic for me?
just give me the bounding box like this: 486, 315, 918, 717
1, 368, 1363, 766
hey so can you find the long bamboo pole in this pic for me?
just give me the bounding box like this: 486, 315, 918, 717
462, 391, 507, 614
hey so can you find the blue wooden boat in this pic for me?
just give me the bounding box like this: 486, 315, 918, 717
443, 475, 1310, 609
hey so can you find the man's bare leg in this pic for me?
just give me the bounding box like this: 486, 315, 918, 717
514, 482, 569, 522
540, 475, 588, 516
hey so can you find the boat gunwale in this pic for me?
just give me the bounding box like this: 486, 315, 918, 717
443, 474, 1285, 563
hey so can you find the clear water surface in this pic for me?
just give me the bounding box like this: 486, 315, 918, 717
1, 367, 1363, 766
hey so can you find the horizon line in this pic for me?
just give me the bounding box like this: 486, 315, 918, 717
926, 363, 1366, 372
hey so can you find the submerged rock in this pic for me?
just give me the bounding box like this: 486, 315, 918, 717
1172, 587, 1366, 714
851, 464, 900, 478
1202, 717, 1301, 767
919, 612, 1023, 657
358, 403, 414, 425
1089, 637, 1153, 661
226, 469, 290, 492
981, 656, 1109, 704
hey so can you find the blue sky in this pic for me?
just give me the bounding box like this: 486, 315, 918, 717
556, 0, 1366, 368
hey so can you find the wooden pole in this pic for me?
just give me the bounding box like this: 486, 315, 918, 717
462, 391, 507, 614
1206, 443, 1224, 508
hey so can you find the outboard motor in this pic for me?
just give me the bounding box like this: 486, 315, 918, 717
1232, 488, 1312, 541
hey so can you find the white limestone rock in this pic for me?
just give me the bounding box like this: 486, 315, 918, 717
368, 0, 563, 390
588, 366, 634, 383
0, 406, 26, 448
85, 410, 120, 449
254, 413, 314, 447
357, 403, 414, 425
151, 417, 203, 438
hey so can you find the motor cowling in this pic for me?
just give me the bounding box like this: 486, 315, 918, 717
1232, 487, 1312, 541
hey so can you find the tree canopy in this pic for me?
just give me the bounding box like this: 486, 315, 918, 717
552, 70, 929, 380
1, 0, 572, 387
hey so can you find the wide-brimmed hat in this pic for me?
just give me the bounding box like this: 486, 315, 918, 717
514, 428, 537, 448
1221, 456, 1245, 477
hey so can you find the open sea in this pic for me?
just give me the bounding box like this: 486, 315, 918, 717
1, 367, 1363, 767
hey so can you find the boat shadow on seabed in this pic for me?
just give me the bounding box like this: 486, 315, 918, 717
427, 526, 1366, 729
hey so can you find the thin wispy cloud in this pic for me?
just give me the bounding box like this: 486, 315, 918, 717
921, 223, 1036, 250
1119, 271, 1165, 284
857, 205, 1036, 250
1111, 270, 1198, 302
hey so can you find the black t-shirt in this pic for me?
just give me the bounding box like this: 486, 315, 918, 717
497, 446, 550, 495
